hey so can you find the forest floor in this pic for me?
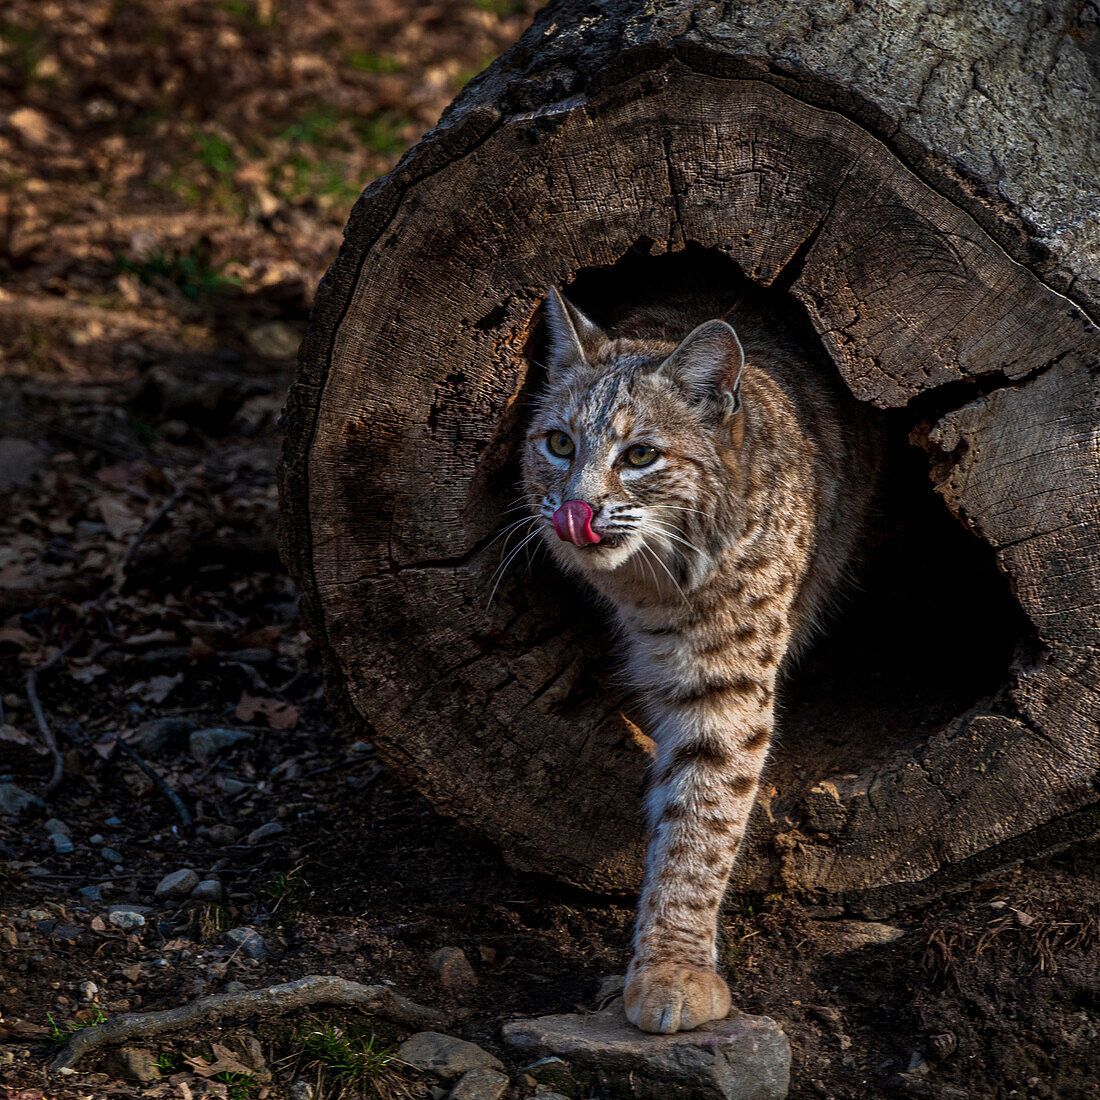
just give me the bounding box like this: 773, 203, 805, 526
1, 2, 1098, 1099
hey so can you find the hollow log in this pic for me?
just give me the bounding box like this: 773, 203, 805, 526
279, 0, 1100, 914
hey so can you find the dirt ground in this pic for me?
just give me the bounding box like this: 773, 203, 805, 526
1, 3, 1098, 1099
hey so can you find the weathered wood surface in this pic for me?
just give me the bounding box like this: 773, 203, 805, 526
280, 0, 1100, 911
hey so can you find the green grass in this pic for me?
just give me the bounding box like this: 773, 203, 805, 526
0, 21, 48, 85
221, 0, 277, 27
345, 49, 402, 74
115, 248, 241, 300
474, 0, 527, 15
265, 868, 302, 912
155, 1051, 183, 1072
215, 1071, 259, 1100
46, 1006, 107, 1044
193, 128, 238, 181
297, 1023, 402, 1096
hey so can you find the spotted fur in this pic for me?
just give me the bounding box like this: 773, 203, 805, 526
522, 285, 882, 1034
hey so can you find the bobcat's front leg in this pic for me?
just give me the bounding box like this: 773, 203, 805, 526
625, 665, 776, 1034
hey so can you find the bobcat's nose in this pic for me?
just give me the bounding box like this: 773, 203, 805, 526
552, 500, 602, 546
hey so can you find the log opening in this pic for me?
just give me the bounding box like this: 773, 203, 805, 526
526, 243, 1034, 843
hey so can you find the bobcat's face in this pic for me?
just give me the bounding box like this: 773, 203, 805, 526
525, 363, 711, 574
521, 289, 746, 580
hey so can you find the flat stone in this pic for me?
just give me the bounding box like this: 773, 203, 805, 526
224, 926, 266, 959
190, 879, 226, 903
190, 727, 251, 763
397, 1032, 504, 1079
155, 868, 199, 898
44, 818, 70, 835
502, 1004, 790, 1100
50, 833, 74, 854
247, 821, 284, 844
0, 783, 43, 818
101, 847, 123, 864
448, 1067, 509, 1100
430, 946, 479, 992
78, 884, 104, 903
0, 438, 46, 492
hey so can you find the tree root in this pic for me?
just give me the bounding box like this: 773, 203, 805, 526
51, 975, 447, 1072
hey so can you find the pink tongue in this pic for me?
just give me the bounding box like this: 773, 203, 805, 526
552, 500, 601, 546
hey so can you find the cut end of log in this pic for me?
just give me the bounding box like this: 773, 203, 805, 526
280, 2, 1100, 909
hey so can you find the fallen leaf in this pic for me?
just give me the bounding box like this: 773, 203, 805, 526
183, 1042, 254, 1079
236, 691, 298, 730
0, 724, 47, 753
98, 495, 142, 539
128, 674, 183, 703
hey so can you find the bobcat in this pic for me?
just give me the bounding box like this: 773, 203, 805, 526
522, 284, 882, 1034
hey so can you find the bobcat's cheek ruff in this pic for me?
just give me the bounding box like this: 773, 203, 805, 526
553, 500, 602, 546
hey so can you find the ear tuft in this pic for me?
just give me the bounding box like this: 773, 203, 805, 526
657, 319, 745, 414
544, 287, 605, 371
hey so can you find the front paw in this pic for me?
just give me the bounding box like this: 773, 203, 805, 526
623, 962, 731, 1034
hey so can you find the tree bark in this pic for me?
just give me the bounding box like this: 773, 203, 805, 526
279, 0, 1100, 914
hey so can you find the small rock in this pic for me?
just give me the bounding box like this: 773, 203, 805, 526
0, 783, 43, 818
77, 980, 99, 1002
89, 833, 105, 845
101, 847, 123, 864
0, 438, 46, 491
106, 1046, 160, 1086
1012, 908, 1034, 927
137, 716, 197, 756
190, 879, 226, 903
596, 974, 625, 1003
224, 926, 266, 960
190, 727, 252, 762
478, 945, 497, 964
247, 821, 285, 844
51, 922, 83, 941
348, 740, 372, 756
155, 868, 200, 899
928, 1031, 957, 1060
907, 1051, 930, 1076
104, 816, 123, 827
50, 833, 75, 855
430, 946, 478, 992
108, 909, 146, 931
288, 1082, 314, 1100
224, 980, 249, 994
532, 1095, 570, 1100
396, 1032, 504, 1079
205, 823, 241, 844
44, 817, 71, 835
222, 777, 251, 795
429, 1088, 447, 1100
247, 320, 302, 360
988, 900, 1007, 910
503, 1003, 791, 1100
448, 1068, 509, 1100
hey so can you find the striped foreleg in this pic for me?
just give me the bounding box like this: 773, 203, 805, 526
624, 679, 774, 1034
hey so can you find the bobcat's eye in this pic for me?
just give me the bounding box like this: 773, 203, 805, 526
624, 444, 659, 468
547, 431, 574, 458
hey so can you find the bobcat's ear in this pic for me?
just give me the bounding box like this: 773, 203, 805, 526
658, 319, 745, 416
544, 287, 605, 373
